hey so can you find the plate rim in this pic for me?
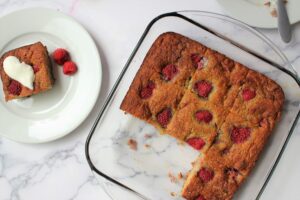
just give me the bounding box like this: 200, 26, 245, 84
217, 0, 300, 28
0, 7, 102, 143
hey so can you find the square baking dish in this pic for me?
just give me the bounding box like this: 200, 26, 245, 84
85, 11, 300, 200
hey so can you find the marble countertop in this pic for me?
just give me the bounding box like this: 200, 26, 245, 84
0, 0, 300, 200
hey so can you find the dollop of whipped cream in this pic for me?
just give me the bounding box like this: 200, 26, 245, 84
3, 56, 35, 90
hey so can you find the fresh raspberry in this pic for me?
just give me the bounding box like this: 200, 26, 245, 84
186, 137, 206, 150
33, 65, 40, 73
156, 108, 172, 128
231, 127, 251, 144
140, 82, 155, 99
8, 80, 22, 95
63, 61, 78, 75
194, 81, 213, 98
195, 110, 213, 123
242, 89, 256, 101
196, 195, 206, 200
198, 168, 214, 183
162, 64, 178, 81
191, 54, 207, 69
52, 48, 70, 65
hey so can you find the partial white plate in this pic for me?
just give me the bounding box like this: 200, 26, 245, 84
217, 0, 300, 28
0, 8, 102, 143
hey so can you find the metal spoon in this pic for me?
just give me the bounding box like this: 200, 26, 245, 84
277, 0, 292, 43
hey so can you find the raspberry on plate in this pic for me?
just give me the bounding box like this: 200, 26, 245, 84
63, 61, 78, 75
52, 48, 70, 65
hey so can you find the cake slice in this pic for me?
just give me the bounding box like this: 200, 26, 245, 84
181, 68, 283, 199
0, 42, 54, 101
120, 32, 284, 200
229, 70, 284, 127
182, 152, 245, 200
120, 32, 203, 131
181, 111, 275, 200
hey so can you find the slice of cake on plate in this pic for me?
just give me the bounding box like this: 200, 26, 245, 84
0, 42, 54, 101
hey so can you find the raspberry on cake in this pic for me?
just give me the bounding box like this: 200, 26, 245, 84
8, 80, 22, 96
191, 54, 208, 70
195, 110, 213, 123
162, 64, 178, 81
242, 88, 256, 101
0, 42, 54, 101
120, 32, 284, 200
186, 137, 206, 150
140, 81, 155, 99
194, 80, 213, 98
156, 107, 172, 128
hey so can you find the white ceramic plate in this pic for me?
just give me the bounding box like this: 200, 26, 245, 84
217, 0, 300, 28
0, 8, 102, 143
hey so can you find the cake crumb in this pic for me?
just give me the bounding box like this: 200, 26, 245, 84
168, 172, 178, 183
191, 161, 196, 167
186, 171, 191, 178
144, 134, 153, 139
127, 139, 138, 151
271, 8, 277, 17
264, 0, 288, 18
178, 172, 183, 180
264, 1, 271, 7
144, 144, 151, 148
177, 140, 185, 145
170, 192, 176, 197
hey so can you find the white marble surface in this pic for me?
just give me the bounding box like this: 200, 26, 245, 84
0, 0, 300, 200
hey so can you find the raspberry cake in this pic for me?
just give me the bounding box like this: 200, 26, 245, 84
0, 42, 54, 101
120, 32, 284, 200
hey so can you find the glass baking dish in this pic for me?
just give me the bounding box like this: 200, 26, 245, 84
85, 11, 300, 200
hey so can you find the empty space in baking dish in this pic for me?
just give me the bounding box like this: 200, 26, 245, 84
86, 12, 300, 200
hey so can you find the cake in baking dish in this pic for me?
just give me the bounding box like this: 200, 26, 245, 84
0, 42, 54, 101
120, 32, 284, 200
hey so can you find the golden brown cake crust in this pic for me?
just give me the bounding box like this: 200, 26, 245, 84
120, 32, 285, 200
0, 42, 54, 101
